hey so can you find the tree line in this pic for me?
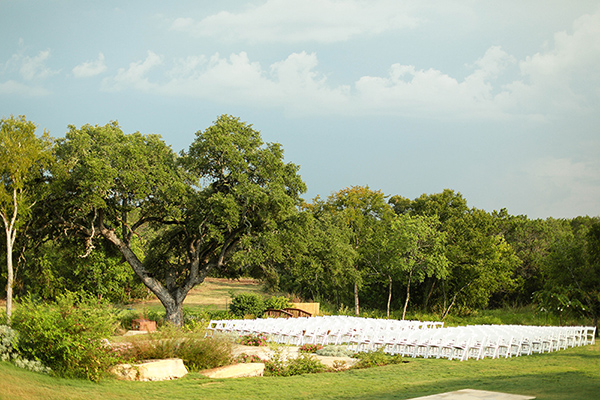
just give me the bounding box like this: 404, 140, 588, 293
1, 115, 599, 328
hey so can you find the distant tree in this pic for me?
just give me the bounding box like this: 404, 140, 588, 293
46, 116, 305, 326
322, 186, 394, 315
390, 190, 520, 318
363, 214, 448, 318
0, 116, 52, 324
539, 217, 600, 328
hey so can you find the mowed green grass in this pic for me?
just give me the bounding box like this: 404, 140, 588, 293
1, 342, 599, 400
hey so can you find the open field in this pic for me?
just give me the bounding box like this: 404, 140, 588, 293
1, 342, 599, 400
130, 277, 264, 312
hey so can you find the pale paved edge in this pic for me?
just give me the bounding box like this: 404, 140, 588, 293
408, 389, 535, 400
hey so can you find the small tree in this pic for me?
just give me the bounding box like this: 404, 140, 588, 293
0, 116, 52, 324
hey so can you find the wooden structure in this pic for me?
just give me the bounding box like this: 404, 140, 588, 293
132, 318, 157, 332
263, 307, 313, 318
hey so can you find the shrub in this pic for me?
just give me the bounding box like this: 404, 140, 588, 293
299, 343, 324, 353
264, 296, 292, 310
352, 349, 404, 369
264, 350, 327, 377
316, 345, 354, 358
0, 325, 51, 374
286, 354, 327, 375
229, 293, 265, 318
123, 327, 233, 372
239, 333, 268, 346
0, 324, 18, 361
12, 292, 122, 381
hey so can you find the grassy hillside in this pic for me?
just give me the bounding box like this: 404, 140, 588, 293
1, 342, 599, 400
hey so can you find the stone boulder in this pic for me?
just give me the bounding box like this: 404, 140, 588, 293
200, 363, 265, 379
112, 358, 188, 381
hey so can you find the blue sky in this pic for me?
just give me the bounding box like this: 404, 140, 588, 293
1, 0, 599, 219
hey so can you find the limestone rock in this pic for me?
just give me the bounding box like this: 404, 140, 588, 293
200, 363, 265, 379
112, 358, 188, 381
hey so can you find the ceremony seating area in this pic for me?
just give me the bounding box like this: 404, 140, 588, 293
206, 316, 596, 361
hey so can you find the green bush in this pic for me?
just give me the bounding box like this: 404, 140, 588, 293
0, 325, 52, 374
352, 349, 404, 369
229, 292, 265, 318
0, 325, 18, 361
123, 327, 233, 372
264, 350, 327, 377
264, 296, 292, 310
12, 292, 121, 381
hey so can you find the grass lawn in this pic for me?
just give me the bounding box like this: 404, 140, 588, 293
128, 277, 264, 313
2, 342, 599, 400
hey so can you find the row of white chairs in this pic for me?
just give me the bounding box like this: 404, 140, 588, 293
206, 316, 443, 346
349, 324, 596, 361
206, 317, 595, 362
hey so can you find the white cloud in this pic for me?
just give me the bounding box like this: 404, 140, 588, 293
0, 80, 50, 97
73, 53, 107, 78
2, 48, 59, 81
502, 10, 600, 116
102, 9, 600, 121
102, 51, 162, 92
170, 0, 420, 43
0, 46, 58, 96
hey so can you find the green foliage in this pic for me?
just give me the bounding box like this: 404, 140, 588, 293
11, 292, 121, 381
264, 295, 292, 310
123, 327, 233, 372
0, 325, 52, 375
18, 239, 148, 303
0, 115, 53, 324
47, 115, 306, 326
229, 292, 266, 318
0, 325, 18, 361
264, 351, 327, 377
351, 349, 404, 369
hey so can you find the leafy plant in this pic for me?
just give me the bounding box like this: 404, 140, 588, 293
12, 293, 121, 381
229, 292, 266, 318
264, 348, 327, 377
264, 296, 292, 310
352, 348, 404, 369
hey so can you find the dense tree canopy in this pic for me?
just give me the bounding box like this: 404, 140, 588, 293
41, 115, 305, 326
1, 114, 598, 330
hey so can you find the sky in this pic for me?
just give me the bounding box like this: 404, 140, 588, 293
1, 0, 599, 219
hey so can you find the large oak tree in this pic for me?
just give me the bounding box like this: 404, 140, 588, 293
47, 115, 305, 326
